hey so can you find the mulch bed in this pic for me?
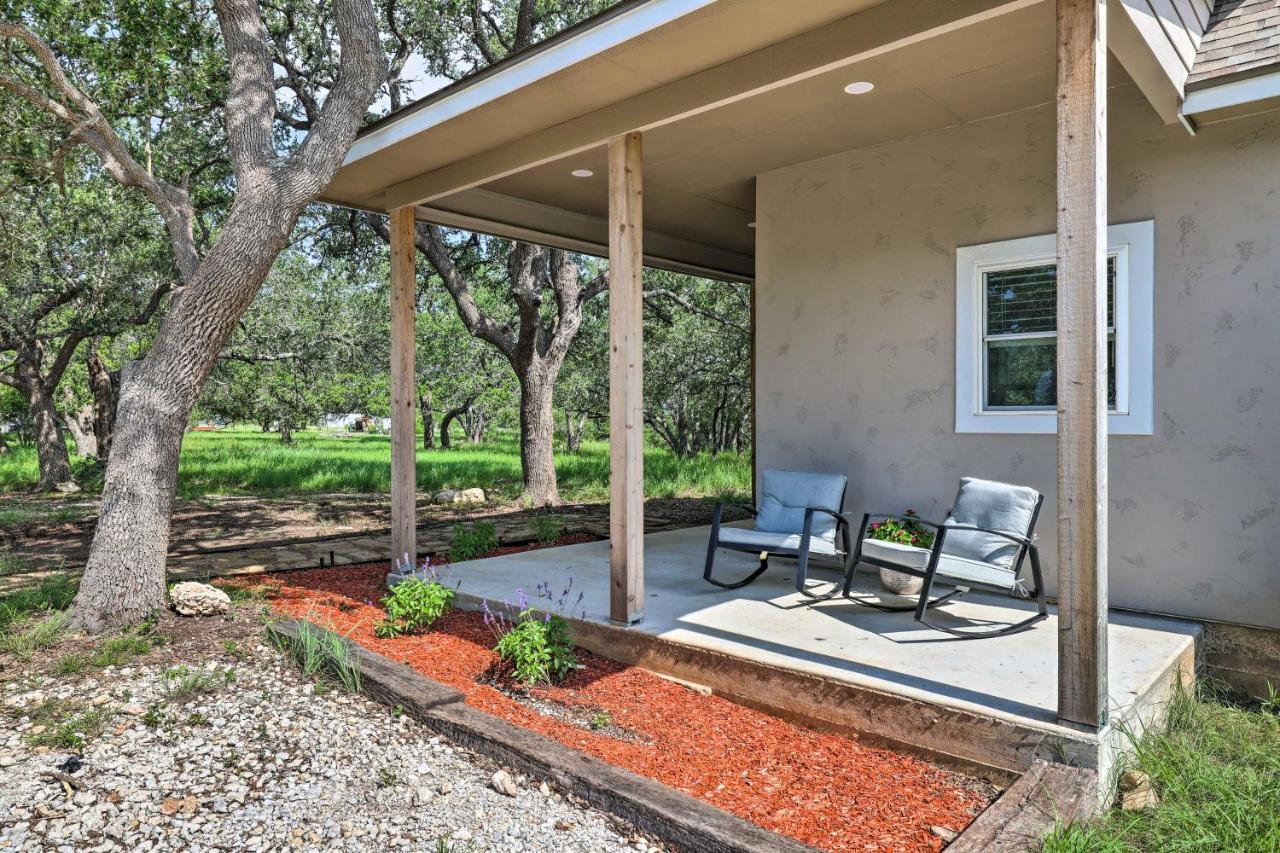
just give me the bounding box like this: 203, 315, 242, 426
241, 548, 997, 852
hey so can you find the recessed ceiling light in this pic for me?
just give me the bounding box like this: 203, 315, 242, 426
747, 222, 757, 229
843, 81, 875, 95
571, 169, 594, 178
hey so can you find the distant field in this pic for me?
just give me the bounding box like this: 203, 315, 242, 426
0, 428, 751, 503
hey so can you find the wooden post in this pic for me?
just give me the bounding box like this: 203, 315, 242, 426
389, 205, 418, 569
1055, 0, 1109, 729
608, 131, 644, 625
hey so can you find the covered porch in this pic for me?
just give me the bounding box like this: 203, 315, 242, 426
316, 0, 1232, 760
446, 524, 1198, 780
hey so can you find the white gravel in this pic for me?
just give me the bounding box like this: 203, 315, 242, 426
0, 643, 651, 852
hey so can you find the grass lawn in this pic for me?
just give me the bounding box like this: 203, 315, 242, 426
0, 427, 751, 503
1043, 685, 1280, 852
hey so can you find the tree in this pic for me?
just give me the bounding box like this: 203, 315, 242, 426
0, 0, 387, 630
0, 139, 171, 488
373, 222, 603, 503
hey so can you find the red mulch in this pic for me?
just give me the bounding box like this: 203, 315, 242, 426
247, 550, 995, 852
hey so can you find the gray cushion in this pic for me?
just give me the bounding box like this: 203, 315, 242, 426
942, 477, 1040, 569
861, 538, 930, 570
936, 554, 1018, 590
756, 469, 847, 540
719, 526, 839, 556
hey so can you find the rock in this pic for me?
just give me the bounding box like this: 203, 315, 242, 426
52, 481, 82, 494
1120, 771, 1159, 811
538, 782, 551, 796
457, 488, 485, 504
413, 787, 434, 806
929, 825, 958, 843
433, 490, 459, 504
169, 582, 231, 617
160, 798, 183, 816
490, 770, 518, 797
122, 704, 146, 716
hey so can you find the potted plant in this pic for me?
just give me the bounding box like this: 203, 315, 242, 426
867, 509, 936, 595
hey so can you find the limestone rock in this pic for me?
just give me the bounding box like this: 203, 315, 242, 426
490, 769, 518, 797
53, 480, 82, 494
929, 825, 958, 843
434, 488, 486, 505
170, 582, 230, 617
1119, 770, 1159, 811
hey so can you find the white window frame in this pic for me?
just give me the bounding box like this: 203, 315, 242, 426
955, 220, 1154, 435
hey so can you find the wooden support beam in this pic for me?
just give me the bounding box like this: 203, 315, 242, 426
1055, 0, 1109, 729
608, 131, 645, 626
389, 205, 418, 568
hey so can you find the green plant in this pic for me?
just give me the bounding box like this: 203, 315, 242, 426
162, 665, 228, 702
531, 515, 563, 545
186, 711, 211, 727
26, 708, 114, 749
223, 640, 248, 661
55, 652, 87, 675
493, 609, 577, 686
91, 635, 152, 667
377, 767, 399, 788
0, 610, 69, 658
449, 521, 498, 562
142, 705, 165, 728
276, 621, 362, 693
1042, 684, 1280, 852
867, 508, 935, 549
1261, 682, 1280, 716
0, 575, 78, 629
376, 571, 455, 638
215, 582, 272, 605
589, 710, 612, 731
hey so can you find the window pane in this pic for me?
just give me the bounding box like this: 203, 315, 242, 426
985, 264, 1058, 335
985, 336, 1118, 409
984, 256, 1116, 336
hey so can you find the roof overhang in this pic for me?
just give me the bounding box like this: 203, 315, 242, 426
322, 0, 1213, 282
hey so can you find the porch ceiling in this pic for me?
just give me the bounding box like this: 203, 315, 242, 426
324, 0, 1141, 280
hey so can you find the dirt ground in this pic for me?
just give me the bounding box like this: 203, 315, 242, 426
0, 495, 739, 592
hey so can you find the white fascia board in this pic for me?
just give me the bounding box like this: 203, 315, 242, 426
1181, 69, 1280, 117
345, 0, 718, 165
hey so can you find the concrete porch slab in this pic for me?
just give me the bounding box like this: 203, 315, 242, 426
450, 525, 1199, 783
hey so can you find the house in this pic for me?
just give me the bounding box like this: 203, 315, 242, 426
321, 0, 1279, 783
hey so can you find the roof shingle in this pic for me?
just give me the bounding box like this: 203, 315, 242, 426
1187, 0, 1280, 89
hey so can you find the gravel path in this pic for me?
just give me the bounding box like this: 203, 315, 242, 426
0, 642, 647, 852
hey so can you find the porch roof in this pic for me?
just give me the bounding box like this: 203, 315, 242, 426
322, 0, 1140, 282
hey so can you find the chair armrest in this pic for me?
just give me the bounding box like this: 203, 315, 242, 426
806, 506, 851, 524
940, 523, 1034, 548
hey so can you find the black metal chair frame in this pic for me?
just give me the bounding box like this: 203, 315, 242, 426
840, 494, 1048, 639
703, 487, 852, 599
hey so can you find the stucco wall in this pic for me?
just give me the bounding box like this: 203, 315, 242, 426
754, 83, 1280, 629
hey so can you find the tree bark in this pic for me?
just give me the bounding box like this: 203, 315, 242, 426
62, 402, 98, 458
519, 370, 559, 505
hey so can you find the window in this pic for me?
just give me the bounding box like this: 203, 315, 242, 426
955, 221, 1154, 435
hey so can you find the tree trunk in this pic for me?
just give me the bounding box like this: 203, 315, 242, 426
278, 422, 295, 444
73, 191, 304, 633
519, 372, 559, 505
439, 395, 477, 450
420, 391, 434, 449
62, 404, 98, 458
463, 408, 487, 443
0, 431, 9, 455
565, 410, 586, 453
88, 350, 117, 460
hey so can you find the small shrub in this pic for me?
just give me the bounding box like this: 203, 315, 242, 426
223, 640, 247, 661
277, 620, 361, 693
531, 515, 563, 545
483, 579, 585, 687
142, 705, 165, 728
215, 582, 272, 605
449, 521, 498, 562
376, 767, 399, 788
589, 710, 612, 731
376, 565, 455, 638
186, 711, 211, 727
